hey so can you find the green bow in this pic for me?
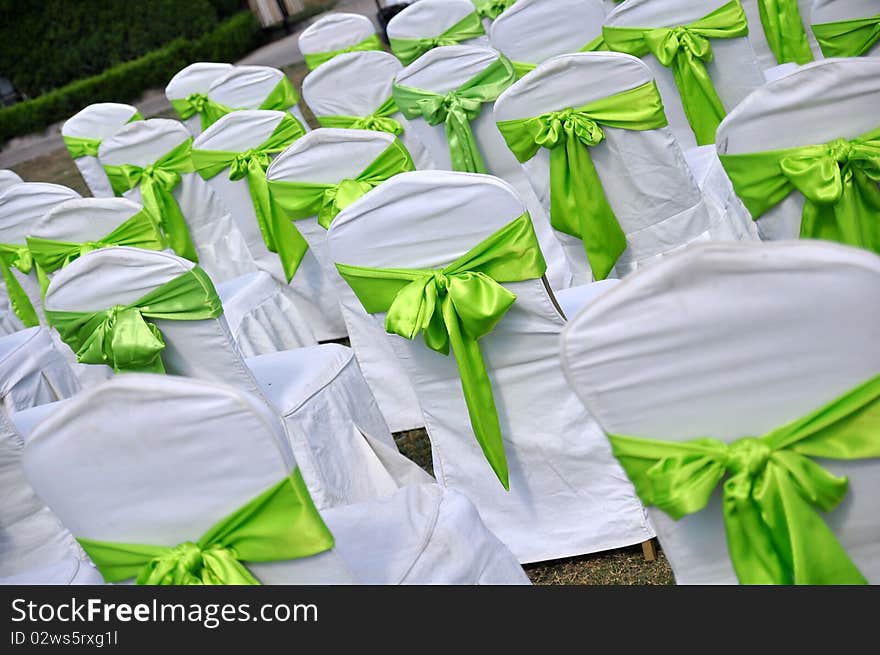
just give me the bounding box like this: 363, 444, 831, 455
757, 0, 814, 64
46, 266, 223, 373
103, 138, 199, 263
170, 93, 228, 131
497, 81, 667, 280
603, 0, 749, 146
510, 35, 606, 78
813, 13, 880, 58
474, 0, 515, 21
78, 469, 334, 585
609, 373, 880, 584
0, 243, 39, 327
203, 77, 304, 131
336, 212, 546, 489
390, 12, 486, 65
191, 114, 308, 283
303, 33, 384, 70
317, 97, 405, 136
63, 112, 144, 159
719, 126, 880, 254
393, 56, 516, 173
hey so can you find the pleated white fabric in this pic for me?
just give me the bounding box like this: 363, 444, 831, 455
0, 170, 22, 193
298, 12, 378, 62
165, 62, 234, 136
741, 0, 822, 69
812, 0, 880, 56
561, 240, 880, 584
207, 65, 310, 131
387, 0, 491, 50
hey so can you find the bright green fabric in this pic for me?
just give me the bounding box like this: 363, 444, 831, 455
170, 94, 228, 131
103, 138, 199, 263
390, 12, 486, 65
201, 77, 304, 130
63, 111, 143, 159
317, 97, 404, 136
510, 35, 606, 78
608, 373, 880, 584
78, 469, 334, 585
46, 266, 222, 374
303, 33, 384, 70
812, 13, 880, 58
757, 0, 814, 64
336, 212, 547, 489
474, 0, 515, 20
603, 0, 749, 146
0, 244, 39, 327
191, 114, 307, 284
719, 126, 880, 254
497, 81, 667, 280
393, 56, 516, 173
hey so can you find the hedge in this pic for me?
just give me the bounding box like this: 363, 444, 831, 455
0, 12, 263, 146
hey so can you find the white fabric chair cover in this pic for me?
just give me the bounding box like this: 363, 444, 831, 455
301, 50, 436, 169
812, 0, 880, 55
604, 0, 765, 149
207, 65, 310, 131
0, 170, 22, 193
164, 62, 235, 136
327, 171, 652, 563
715, 56, 880, 240
495, 52, 755, 280
61, 103, 141, 197
394, 45, 573, 287
741, 0, 822, 69
387, 0, 491, 50
561, 240, 880, 584
44, 247, 427, 509
192, 110, 342, 341
264, 128, 423, 432
298, 12, 377, 61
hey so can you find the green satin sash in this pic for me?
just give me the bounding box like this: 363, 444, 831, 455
603, 0, 749, 146
497, 81, 667, 280
393, 56, 516, 173
304, 33, 384, 70
608, 373, 880, 584
336, 212, 547, 489
317, 97, 405, 136
202, 77, 305, 130
170, 93, 228, 131
719, 126, 880, 254
103, 139, 199, 262
757, 0, 813, 64
191, 114, 307, 283
0, 244, 39, 327
78, 469, 334, 585
812, 13, 880, 58
27, 206, 166, 294
46, 266, 222, 373
63, 112, 144, 159
390, 12, 486, 65
474, 0, 516, 20
510, 35, 606, 78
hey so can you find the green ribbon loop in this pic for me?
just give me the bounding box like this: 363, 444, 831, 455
170, 93, 228, 131
812, 13, 880, 58
757, 0, 814, 64
510, 34, 607, 79
103, 139, 200, 263
393, 56, 516, 173
46, 266, 223, 373
390, 12, 487, 65
603, 0, 749, 146
719, 126, 880, 254
317, 97, 405, 136
63, 112, 144, 159
497, 80, 667, 280
0, 244, 39, 327
303, 33, 384, 70
474, 0, 516, 20
78, 469, 334, 585
608, 373, 880, 584
336, 212, 547, 489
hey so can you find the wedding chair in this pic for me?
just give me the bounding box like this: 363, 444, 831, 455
811, 0, 880, 57
392, 45, 573, 287
561, 240, 880, 584
0, 170, 22, 193
165, 62, 235, 136
43, 247, 425, 509
298, 13, 383, 70
741, 0, 821, 69
603, 0, 765, 149
716, 57, 880, 245
495, 52, 755, 282
326, 170, 653, 563
387, 0, 490, 65
301, 50, 436, 169
206, 65, 310, 132
264, 128, 423, 432
23, 374, 529, 584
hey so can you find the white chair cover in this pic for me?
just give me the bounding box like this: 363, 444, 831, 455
192, 110, 343, 341
44, 247, 427, 509
264, 128, 424, 432
301, 50, 436, 169
61, 103, 141, 197
0, 170, 22, 193
394, 45, 573, 288
715, 56, 880, 240
387, 0, 491, 50
741, 0, 822, 69
298, 12, 377, 61
164, 62, 235, 136
812, 0, 880, 55
495, 52, 755, 280
561, 240, 880, 584
327, 171, 653, 563
207, 65, 310, 131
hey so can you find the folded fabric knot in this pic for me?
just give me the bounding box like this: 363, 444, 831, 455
725, 436, 771, 478
186, 93, 208, 114
536, 108, 605, 149
135, 164, 180, 192
829, 138, 855, 164
476, 0, 514, 20
648, 26, 713, 66
137, 541, 251, 585
350, 114, 404, 135
229, 149, 271, 180
97, 304, 167, 371
318, 178, 375, 229
5, 245, 32, 275
433, 270, 450, 293
77, 242, 102, 257
63, 136, 101, 158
